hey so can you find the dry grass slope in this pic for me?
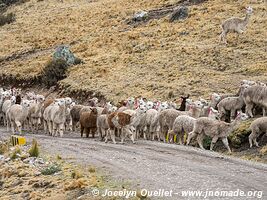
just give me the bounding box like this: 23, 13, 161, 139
0, 0, 266, 102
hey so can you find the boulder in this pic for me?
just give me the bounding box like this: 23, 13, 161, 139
169, 6, 188, 22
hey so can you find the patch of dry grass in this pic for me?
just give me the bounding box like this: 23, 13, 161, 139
0, 0, 266, 102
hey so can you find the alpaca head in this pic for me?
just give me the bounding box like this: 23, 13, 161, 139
137, 104, 147, 113
210, 93, 221, 103
11, 96, 16, 104
236, 111, 249, 121
55, 98, 65, 106
146, 101, 154, 110
159, 101, 169, 110
64, 97, 72, 105
36, 95, 45, 103
21, 100, 31, 108
246, 6, 253, 15
127, 97, 135, 106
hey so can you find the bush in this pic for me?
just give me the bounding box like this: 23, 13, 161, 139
0, 12, 15, 26
41, 164, 61, 175
28, 139, 39, 157
228, 120, 252, 148
0, 0, 27, 6
41, 58, 68, 87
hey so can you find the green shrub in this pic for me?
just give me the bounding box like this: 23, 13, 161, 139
203, 136, 212, 149
41, 58, 68, 87
228, 120, 252, 148
28, 139, 39, 157
0, 12, 15, 26
0, 0, 27, 6
41, 164, 61, 175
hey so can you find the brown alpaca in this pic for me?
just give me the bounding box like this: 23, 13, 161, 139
80, 108, 98, 138
106, 112, 135, 144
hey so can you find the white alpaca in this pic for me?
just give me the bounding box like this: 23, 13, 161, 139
220, 7, 253, 44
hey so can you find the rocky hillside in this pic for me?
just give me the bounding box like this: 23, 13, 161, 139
0, 0, 266, 102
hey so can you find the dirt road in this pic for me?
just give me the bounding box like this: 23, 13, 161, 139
1, 128, 266, 200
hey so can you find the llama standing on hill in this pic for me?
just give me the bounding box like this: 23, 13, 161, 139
220, 6, 253, 44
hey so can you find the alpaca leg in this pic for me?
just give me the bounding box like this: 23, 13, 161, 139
120, 128, 126, 144
69, 119, 73, 131
53, 123, 58, 137
169, 133, 173, 143
59, 124, 64, 137
186, 131, 196, 145
3, 114, 6, 127
48, 121, 52, 135
44, 120, 47, 134
162, 127, 168, 143
80, 125, 84, 137
11, 121, 15, 134
220, 31, 227, 44
72, 121, 76, 132
6, 116, 10, 132
157, 131, 160, 141
98, 127, 103, 140
110, 129, 116, 144
246, 104, 254, 118
253, 138, 259, 147
178, 133, 182, 145
196, 134, 205, 150
143, 130, 147, 140
249, 132, 255, 148
210, 136, 219, 151
152, 132, 155, 141
125, 128, 135, 144
15, 121, 22, 135
222, 137, 231, 153
230, 109, 236, 122
105, 129, 110, 143
37, 117, 41, 128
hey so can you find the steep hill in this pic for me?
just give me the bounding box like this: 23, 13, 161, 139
0, 0, 266, 102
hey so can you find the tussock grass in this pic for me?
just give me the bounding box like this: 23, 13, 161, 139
10, 146, 21, 159
0, 141, 9, 154
28, 139, 39, 157
260, 145, 267, 155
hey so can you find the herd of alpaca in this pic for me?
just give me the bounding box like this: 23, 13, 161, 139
0, 79, 266, 153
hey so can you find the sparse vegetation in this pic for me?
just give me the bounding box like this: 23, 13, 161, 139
88, 166, 96, 173
71, 169, 83, 179
28, 139, 39, 157
260, 145, 267, 155
41, 164, 61, 175
0, 12, 15, 26
56, 154, 62, 160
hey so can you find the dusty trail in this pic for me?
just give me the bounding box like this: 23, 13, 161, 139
1, 128, 266, 200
